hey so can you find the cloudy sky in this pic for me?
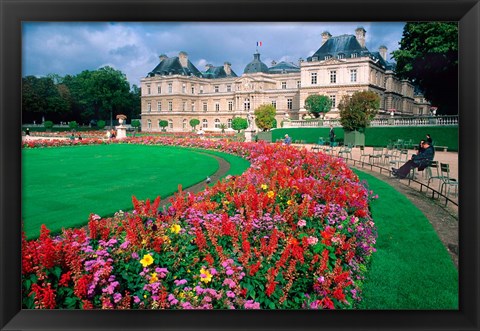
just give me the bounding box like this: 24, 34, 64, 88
22, 22, 406, 87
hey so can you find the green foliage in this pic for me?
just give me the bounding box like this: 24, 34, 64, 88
304, 94, 332, 118
43, 121, 54, 130
159, 120, 168, 131
231, 117, 248, 133
338, 91, 380, 132
189, 118, 200, 130
392, 22, 458, 115
219, 123, 227, 133
97, 120, 106, 130
254, 104, 276, 132
68, 121, 78, 130
131, 119, 141, 129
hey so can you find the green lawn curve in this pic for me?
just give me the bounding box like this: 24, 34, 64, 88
354, 169, 458, 309
22, 144, 249, 239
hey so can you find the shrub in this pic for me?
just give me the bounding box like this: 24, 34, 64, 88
190, 119, 200, 130
131, 120, 141, 130
338, 91, 380, 132
159, 120, 168, 131
304, 95, 332, 119
232, 117, 248, 133
69, 121, 78, 130
97, 120, 106, 130
43, 121, 53, 131
254, 104, 276, 131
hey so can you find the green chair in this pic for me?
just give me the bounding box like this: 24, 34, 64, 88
439, 163, 458, 197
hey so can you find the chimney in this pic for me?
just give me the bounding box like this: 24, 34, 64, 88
271, 60, 277, 66
159, 54, 168, 62
321, 31, 332, 45
379, 45, 388, 60
355, 27, 366, 48
205, 64, 213, 71
178, 51, 188, 68
224, 62, 232, 75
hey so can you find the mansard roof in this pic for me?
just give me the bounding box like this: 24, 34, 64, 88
268, 61, 300, 74
308, 34, 367, 61
243, 52, 269, 74
147, 56, 203, 77
202, 65, 238, 79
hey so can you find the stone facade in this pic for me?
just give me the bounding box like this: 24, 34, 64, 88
141, 28, 428, 132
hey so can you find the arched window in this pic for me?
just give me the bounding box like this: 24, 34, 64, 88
182, 119, 187, 129
202, 119, 208, 129
227, 118, 232, 128
168, 119, 173, 129
215, 119, 221, 128
147, 120, 152, 130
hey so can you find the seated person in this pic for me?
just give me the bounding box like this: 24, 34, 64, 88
284, 134, 292, 145
392, 140, 434, 179
416, 139, 425, 154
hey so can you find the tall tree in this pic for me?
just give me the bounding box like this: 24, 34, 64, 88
338, 91, 380, 132
392, 22, 458, 115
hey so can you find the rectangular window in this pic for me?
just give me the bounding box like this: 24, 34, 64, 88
147, 85, 151, 95
203, 102, 208, 112
281, 82, 287, 89
226, 85, 232, 92
168, 101, 173, 111
157, 85, 161, 94
191, 102, 195, 112
168, 83, 172, 93
244, 98, 250, 111
287, 98, 293, 110
215, 103, 220, 112
271, 100, 277, 109
329, 95, 336, 108
214, 85, 219, 93
330, 70, 337, 84
182, 84, 186, 93
297, 81, 301, 88
200, 85, 204, 94
191, 85, 195, 94
147, 102, 151, 112
182, 101, 186, 111
311, 72, 317, 85
350, 69, 357, 82
157, 101, 161, 111
228, 101, 233, 111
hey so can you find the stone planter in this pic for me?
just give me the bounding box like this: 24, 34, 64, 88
344, 130, 365, 147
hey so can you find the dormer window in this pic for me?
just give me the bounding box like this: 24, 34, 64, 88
351, 53, 358, 58
337, 53, 345, 59
312, 56, 318, 61
324, 55, 332, 60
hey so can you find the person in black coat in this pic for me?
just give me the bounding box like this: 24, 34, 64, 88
329, 125, 335, 145
392, 141, 435, 179
426, 133, 433, 145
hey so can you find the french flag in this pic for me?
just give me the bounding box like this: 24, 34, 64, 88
257, 41, 263, 47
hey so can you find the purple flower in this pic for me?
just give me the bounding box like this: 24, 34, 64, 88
132, 252, 139, 259
226, 291, 235, 298
113, 293, 122, 303
174, 279, 188, 286
133, 296, 141, 304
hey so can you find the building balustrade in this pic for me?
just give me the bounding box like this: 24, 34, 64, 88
283, 115, 458, 128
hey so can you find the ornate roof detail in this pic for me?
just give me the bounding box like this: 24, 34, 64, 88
243, 52, 269, 74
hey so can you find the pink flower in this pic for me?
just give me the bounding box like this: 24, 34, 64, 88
307, 236, 318, 245
297, 219, 307, 227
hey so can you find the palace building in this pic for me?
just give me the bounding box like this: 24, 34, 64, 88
140, 27, 429, 132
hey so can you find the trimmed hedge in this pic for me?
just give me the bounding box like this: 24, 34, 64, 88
272, 126, 458, 151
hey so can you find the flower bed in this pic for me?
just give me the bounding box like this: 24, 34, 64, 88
22, 137, 377, 309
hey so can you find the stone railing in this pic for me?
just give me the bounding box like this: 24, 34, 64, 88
283, 115, 458, 128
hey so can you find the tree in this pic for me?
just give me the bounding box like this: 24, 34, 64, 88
254, 104, 276, 131
131, 119, 141, 131
338, 91, 380, 132
68, 121, 78, 130
231, 117, 248, 133
304, 94, 332, 118
189, 118, 200, 130
97, 120, 106, 130
159, 120, 168, 131
22, 76, 71, 123
392, 22, 458, 115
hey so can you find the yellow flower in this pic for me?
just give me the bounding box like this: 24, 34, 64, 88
179, 292, 185, 299
261, 184, 268, 190
170, 224, 181, 234
287, 200, 292, 205
199, 267, 212, 284
149, 272, 158, 283
140, 254, 154, 267
162, 235, 171, 244
141, 239, 147, 245
143, 294, 147, 299
267, 191, 275, 199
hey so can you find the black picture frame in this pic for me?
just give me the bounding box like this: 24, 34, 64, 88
1, 0, 479, 330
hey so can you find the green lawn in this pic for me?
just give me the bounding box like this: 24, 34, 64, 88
22, 144, 248, 239
355, 170, 458, 309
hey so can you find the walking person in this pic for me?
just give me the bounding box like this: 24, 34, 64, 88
329, 125, 335, 146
